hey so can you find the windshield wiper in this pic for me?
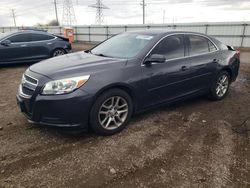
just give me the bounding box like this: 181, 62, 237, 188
93, 53, 110, 57
85, 50, 92, 54
86, 50, 112, 58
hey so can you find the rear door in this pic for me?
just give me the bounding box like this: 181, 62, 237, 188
0, 33, 32, 63
185, 34, 219, 91
141, 34, 195, 107
28, 33, 55, 60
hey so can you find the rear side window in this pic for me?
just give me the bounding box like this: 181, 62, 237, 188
8, 34, 32, 43
31, 33, 54, 41
151, 35, 185, 60
188, 35, 209, 56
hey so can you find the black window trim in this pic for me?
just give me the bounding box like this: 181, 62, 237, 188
186, 34, 218, 57
149, 34, 186, 61
0, 32, 57, 44
31, 33, 56, 42
142, 33, 219, 66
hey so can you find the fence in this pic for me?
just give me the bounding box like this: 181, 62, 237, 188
1, 22, 250, 47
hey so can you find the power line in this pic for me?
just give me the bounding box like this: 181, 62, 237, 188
89, 0, 109, 25
14, 2, 54, 15
62, 0, 77, 26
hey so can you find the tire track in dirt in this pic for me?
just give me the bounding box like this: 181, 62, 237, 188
227, 121, 250, 187
101, 120, 237, 188
101, 112, 208, 188
0, 111, 189, 187
0, 135, 98, 180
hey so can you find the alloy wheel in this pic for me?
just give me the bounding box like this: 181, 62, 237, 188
98, 96, 128, 130
215, 74, 229, 97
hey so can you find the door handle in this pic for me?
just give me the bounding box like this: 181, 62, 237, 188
180, 66, 189, 71
20, 44, 27, 47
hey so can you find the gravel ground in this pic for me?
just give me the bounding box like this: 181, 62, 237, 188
0, 43, 249, 187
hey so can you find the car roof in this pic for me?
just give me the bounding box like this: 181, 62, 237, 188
127, 30, 210, 37
2, 30, 51, 36
16, 30, 50, 35
126, 29, 225, 50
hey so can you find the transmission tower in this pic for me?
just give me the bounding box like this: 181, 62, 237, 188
62, 0, 77, 26
89, 0, 109, 25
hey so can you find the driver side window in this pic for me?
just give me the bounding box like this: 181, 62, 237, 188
151, 35, 185, 60
8, 34, 32, 43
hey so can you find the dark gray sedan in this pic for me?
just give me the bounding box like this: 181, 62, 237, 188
17, 31, 240, 135
0, 30, 71, 65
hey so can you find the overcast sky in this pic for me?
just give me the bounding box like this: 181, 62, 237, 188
0, 0, 250, 26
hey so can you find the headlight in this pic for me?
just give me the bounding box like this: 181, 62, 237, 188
42, 75, 90, 95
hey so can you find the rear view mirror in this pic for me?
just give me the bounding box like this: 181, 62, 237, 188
144, 54, 166, 65
1, 40, 11, 46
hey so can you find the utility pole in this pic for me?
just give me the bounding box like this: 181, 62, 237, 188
140, 0, 146, 24
53, 0, 59, 25
163, 10, 165, 24
11, 9, 16, 27
89, 0, 109, 25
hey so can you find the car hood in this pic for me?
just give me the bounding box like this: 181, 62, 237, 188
29, 51, 127, 80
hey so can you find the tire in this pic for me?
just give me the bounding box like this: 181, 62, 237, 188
90, 89, 133, 136
209, 71, 230, 101
52, 49, 65, 57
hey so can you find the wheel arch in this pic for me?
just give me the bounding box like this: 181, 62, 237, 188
221, 67, 233, 81
91, 83, 137, 114
51, 48, 66, 57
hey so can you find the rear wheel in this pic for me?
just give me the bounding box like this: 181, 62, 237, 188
52, 49, 65, 57
209, 71, 230, 100
90, 89, 133, 135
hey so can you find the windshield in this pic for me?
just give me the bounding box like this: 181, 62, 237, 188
90, 33, 155, 58
0, 31, 15, 41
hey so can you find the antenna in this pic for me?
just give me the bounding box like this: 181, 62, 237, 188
62, 0, 77, 26
89, 0, 109, 25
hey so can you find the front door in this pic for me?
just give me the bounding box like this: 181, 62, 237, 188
0, 33, 32, 64
141, 34, 194, 108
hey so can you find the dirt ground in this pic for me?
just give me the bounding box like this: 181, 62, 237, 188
0, 43, 249, 188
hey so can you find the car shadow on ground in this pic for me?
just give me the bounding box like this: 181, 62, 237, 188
27, 94, 209, 138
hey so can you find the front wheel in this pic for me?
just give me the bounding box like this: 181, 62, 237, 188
90, 89, 133, 135
209, 71, 230, 100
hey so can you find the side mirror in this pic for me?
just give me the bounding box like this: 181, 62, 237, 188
1, 40, 11, 46
144, 54, 166, 65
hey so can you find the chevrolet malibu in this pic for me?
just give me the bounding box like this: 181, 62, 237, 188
16, 31, 240, 135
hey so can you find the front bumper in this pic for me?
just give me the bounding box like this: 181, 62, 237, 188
16, 86, 93, 130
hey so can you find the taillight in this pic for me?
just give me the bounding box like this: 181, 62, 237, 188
236, 49, 240, 59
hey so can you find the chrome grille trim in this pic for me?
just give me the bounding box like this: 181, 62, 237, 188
19, 85, 32, 99
20, 73, 38, 97
22, 74, 38, 86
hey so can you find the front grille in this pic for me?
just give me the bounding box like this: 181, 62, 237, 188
21, 74, 38, 97
22, 86, 34, 96
24, 74, 38, 85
